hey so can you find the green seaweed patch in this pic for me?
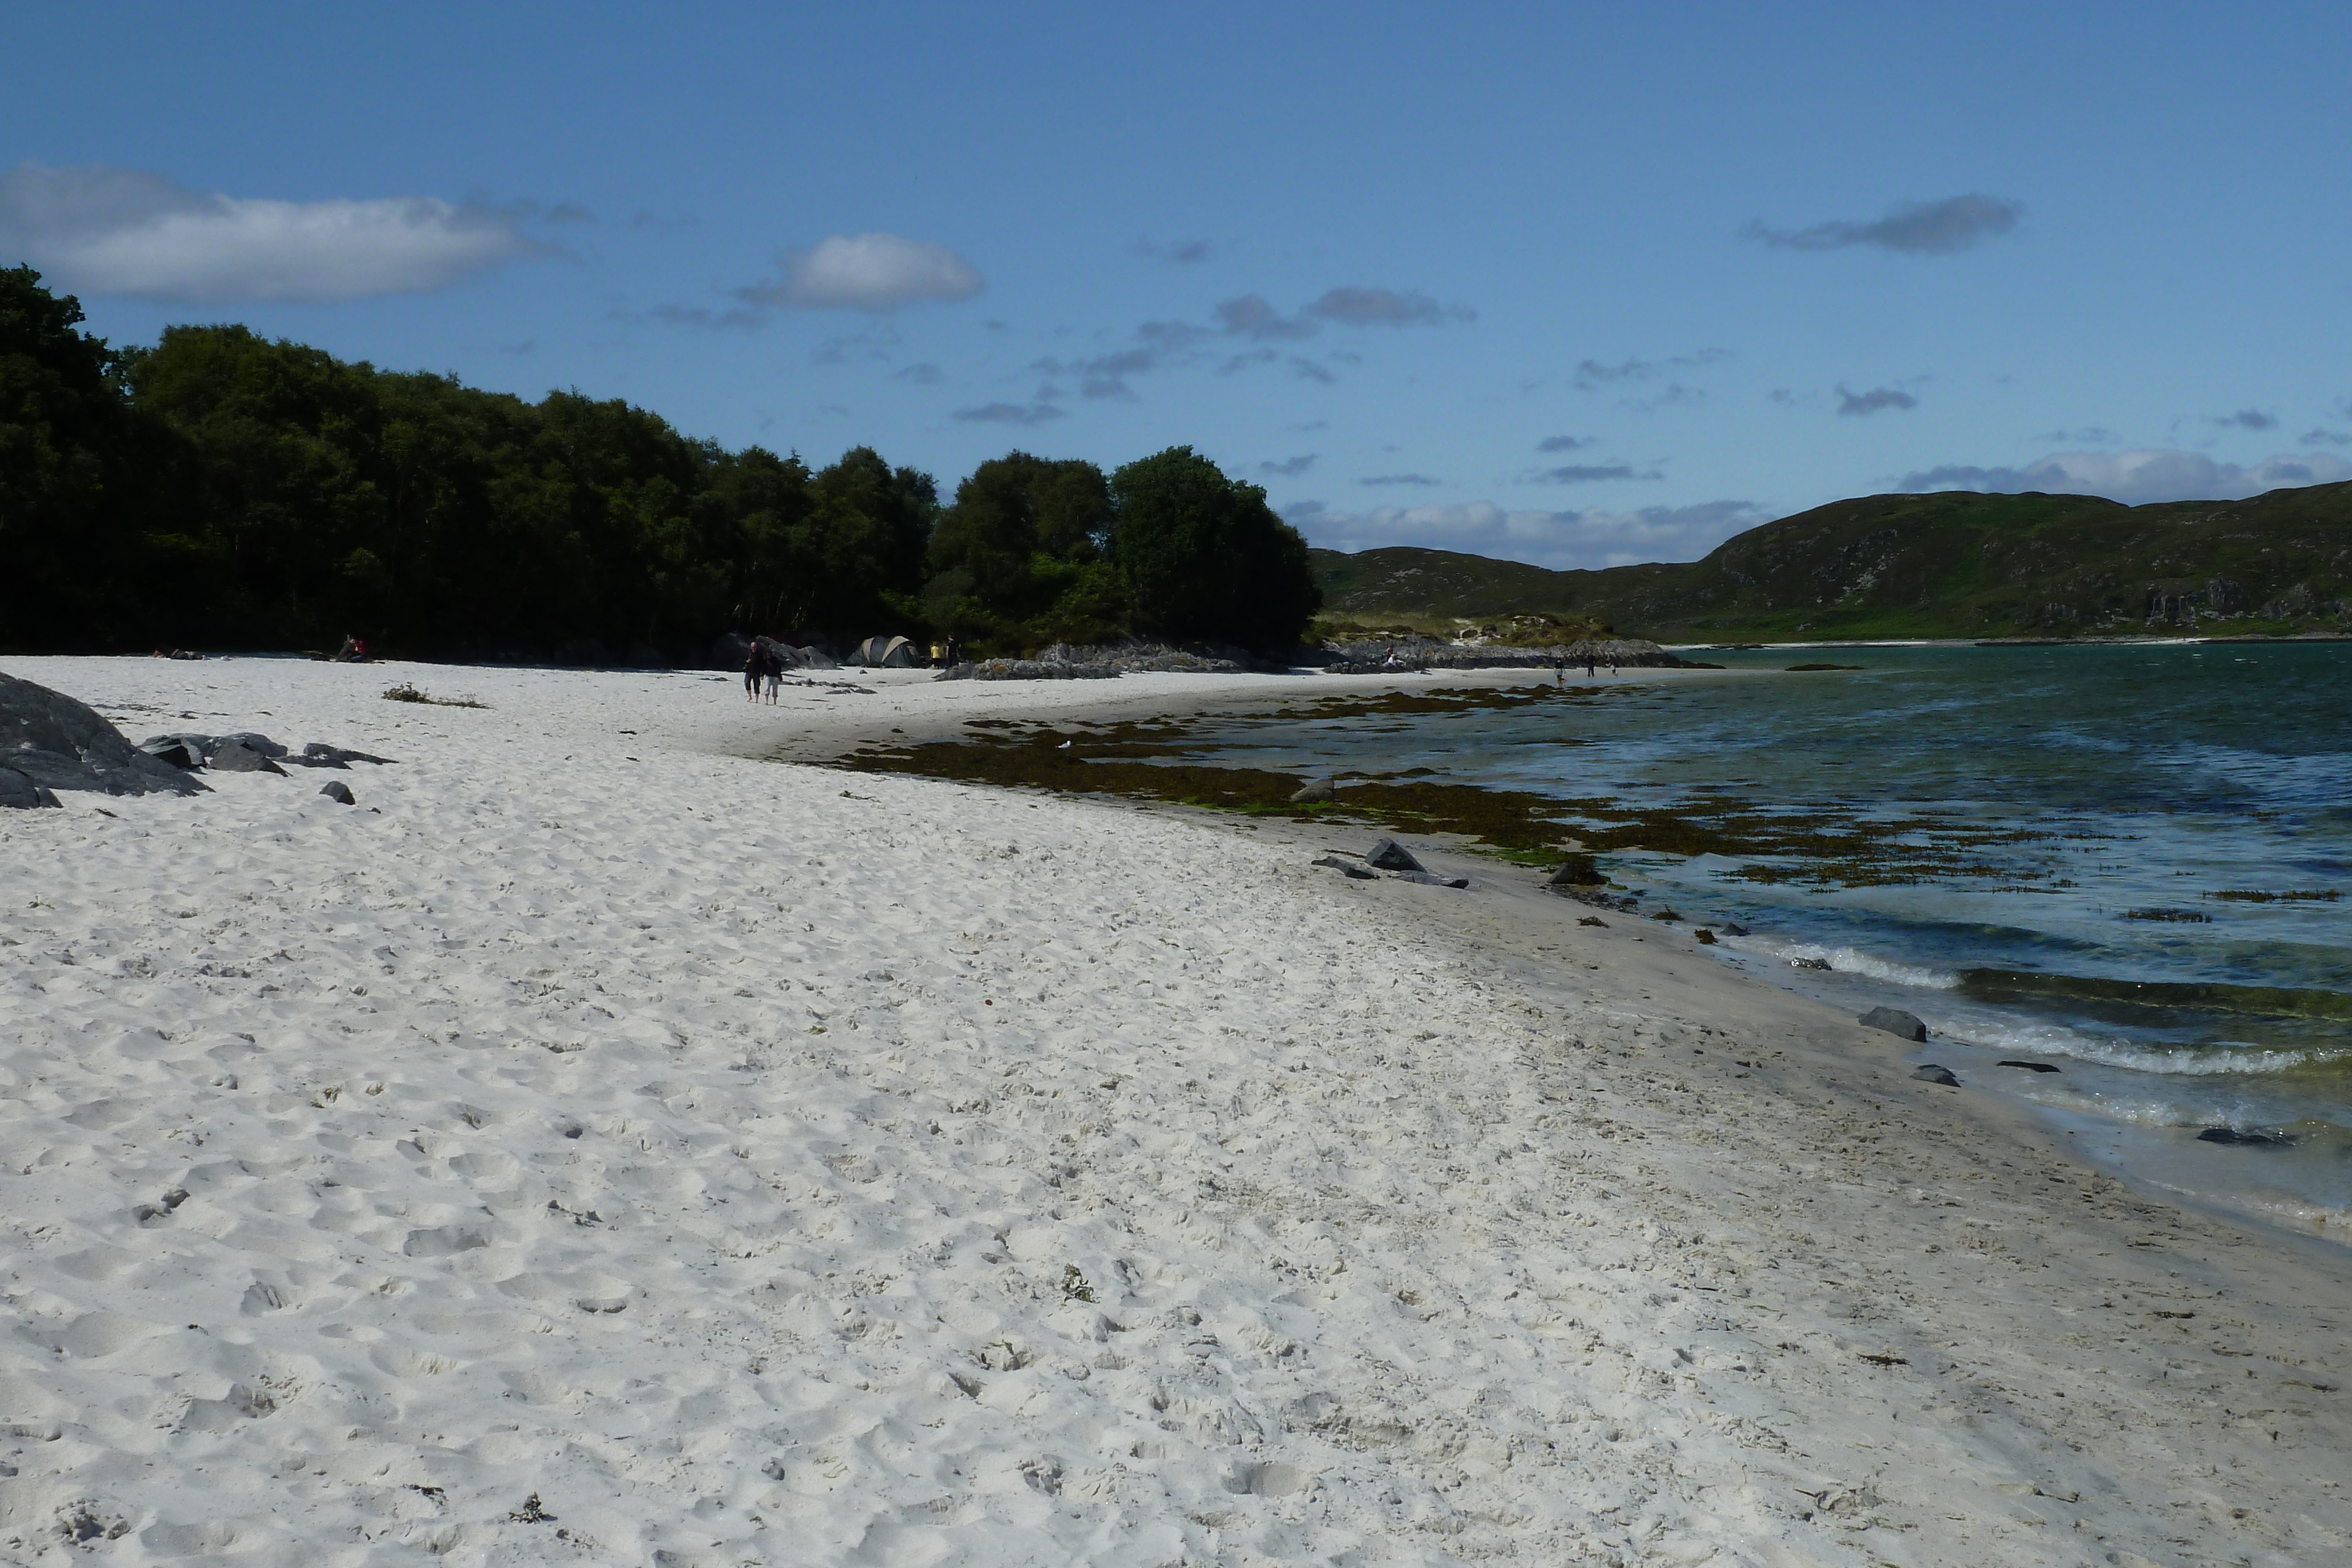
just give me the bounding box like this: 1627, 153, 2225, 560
828, 709, 2096, 890
2204, 889, 2341, 904
2124, 908, 2213, 922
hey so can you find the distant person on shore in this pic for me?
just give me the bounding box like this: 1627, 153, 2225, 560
333, 633, 365, 663
1583, 653, 1596, 680
763, 646, 784, 704
743, 642, 763, 702
1552, 651, 1565, 686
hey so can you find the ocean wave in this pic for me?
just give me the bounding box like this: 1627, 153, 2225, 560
1937, 1015, 2351, 1076
1725, 936, 1960, 990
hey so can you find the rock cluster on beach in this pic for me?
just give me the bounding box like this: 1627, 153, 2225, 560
2, 672, 209, 801
0, 673, 392, 807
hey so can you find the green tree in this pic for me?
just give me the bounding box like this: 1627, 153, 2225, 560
0, 266, 202, 648
1107, 446, 1319, 648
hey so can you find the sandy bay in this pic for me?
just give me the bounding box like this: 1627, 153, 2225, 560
2, 653, 2347, 1567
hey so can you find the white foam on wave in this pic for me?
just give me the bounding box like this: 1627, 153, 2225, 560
1725, 936, 1960, 990
1939, 1014, 2349, 1077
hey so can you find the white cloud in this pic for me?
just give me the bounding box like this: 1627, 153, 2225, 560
1896, 449, 2352, 506
741, 232, 983, 311
0, 161, 542, 302
1283, 498, 1769, 571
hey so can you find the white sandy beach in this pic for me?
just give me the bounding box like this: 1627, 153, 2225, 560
3, 654, 2348, 1568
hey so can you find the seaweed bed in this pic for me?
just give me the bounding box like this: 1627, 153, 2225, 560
830, 683, 2104, 891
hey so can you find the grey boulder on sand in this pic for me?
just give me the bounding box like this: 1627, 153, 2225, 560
1913, 1064, 1960, 1086
1859, 1005, 1927, 1041
1289, 777, 1338, 804
1365, 837, 1425, 873
1, 673, 208, 797
0, 765, 61, 809
1311, 855, 1377, 880
1391, 869, 1469, 889
319, 780, 356, 805
206, 739, 287, 775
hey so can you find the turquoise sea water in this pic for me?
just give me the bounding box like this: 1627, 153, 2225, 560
1198, 644, 2352, 1239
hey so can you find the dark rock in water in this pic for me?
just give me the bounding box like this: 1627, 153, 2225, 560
2196, 1126, 2294, 1148
1997, 1059, 2062, 1073
1650, 908, 1682, 922
1577, 915, 1608, 927
1912, 1064, 1960, 1086
1546, 855, 1601, 889
1792, 956, 1832, 971
1289, 777, 1337, 804
1311, 855, 1377, 880
2, 673, 208, 797
138, 736, 206, 770
1693, 929, 1717, 945
0, 766, 61, 808
207, 740, 287, 775
1391, 870, 1469, 888
1365, 837, 1425, 873
1860, 1006, 1928, 1042
214, 731, 286, 759
1719, 921, 1750, 937
319, 780, 357, 805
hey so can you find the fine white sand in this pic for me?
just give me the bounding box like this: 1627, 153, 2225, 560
3, 654, 2348, 1568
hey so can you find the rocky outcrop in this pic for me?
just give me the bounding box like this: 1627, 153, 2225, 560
1, 674, 209, 797
1324, 636, 1714, 674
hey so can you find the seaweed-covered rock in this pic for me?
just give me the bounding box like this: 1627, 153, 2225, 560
1, 674, 208, 797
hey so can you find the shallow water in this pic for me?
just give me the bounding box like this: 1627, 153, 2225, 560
1198, 643, 2352, 1238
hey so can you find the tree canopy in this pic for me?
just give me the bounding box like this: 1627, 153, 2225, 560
0, 271, 1320, 659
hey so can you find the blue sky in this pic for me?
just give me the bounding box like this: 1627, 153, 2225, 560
6, 1, 2347, 569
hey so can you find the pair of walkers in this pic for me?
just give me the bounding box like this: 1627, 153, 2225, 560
742, 641, 786, 703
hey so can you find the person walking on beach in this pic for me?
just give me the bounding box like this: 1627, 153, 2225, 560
1583, 652, 1596, 680
1552, 650, 1565, 686
764, 643, 785, 704
743, 641, 763, 702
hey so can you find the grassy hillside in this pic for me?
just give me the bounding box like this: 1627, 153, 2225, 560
1310, 481, 2352, 641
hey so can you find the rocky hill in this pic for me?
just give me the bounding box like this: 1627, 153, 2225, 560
1310, 480, 2352, 641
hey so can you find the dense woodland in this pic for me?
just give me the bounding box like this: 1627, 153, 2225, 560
0, 268, 1319, 661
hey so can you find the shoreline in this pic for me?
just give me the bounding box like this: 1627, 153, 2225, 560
4, 654, 2348, 1564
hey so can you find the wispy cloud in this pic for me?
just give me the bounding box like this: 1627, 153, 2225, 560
1745, 194, 2024, 255
1284, 497, 1770, 571
1896, 448, 2352, 505
2301, 427, 2351, 447
1259, 454, 1318, 477
890, 362, 942, 385
1361, 473, 1442, 487
737, 232, 983, 312
1532, 464, 1663, 483
1213, 294, 1317, 340
1836, 385, 1919, 417
0, 160, 546, 302
1304, 286, 1474, 327
2210, 407, 2277, 430
1536, 434, 1592, 452
953, 401, 1064, 426
1135, 238, 1211, 263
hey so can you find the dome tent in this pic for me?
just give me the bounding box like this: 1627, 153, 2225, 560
850, 635, 918, 668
